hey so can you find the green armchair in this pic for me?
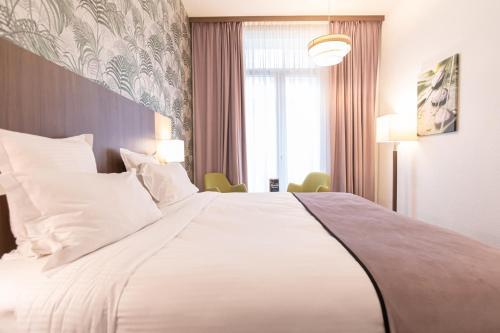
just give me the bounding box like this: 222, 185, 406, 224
287, 172, 331, 193
204, 173, 247, 193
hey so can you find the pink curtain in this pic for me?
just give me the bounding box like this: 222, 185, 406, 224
191, 22, 247, 190
329, 21, 382, 201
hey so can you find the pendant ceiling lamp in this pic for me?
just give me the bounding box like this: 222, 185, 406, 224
308, 0, 352, 67
308, 34, 352, 66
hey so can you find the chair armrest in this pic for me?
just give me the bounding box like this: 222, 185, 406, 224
205, 187, 221, 192
231, 184, 247, 192
287, 183, 303, 192
315, 185, 330, 192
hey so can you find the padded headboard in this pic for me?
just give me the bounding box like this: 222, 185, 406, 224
0, 37, 156, 255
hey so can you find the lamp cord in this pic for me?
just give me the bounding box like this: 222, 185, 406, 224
327, 0, 331, 23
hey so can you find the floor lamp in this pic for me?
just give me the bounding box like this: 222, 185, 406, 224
376, 114, 417, 212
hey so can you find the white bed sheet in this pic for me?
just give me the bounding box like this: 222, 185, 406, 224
1, 192, 384, 333
0, 312, 17, 333
0, 254, 46, 333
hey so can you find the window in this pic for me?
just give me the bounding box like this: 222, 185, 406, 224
243, 22, 330, 192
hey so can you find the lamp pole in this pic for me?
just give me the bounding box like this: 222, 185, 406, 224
376, 113, 416, 213
392, 142, 399, 212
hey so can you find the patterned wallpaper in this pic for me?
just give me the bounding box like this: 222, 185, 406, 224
0, 0, 193, 175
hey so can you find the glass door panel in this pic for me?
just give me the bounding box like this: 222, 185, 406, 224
245, 75, 278, 192
284, 75, 324, 185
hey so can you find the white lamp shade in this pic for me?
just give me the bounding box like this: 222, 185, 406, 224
311, 53, 344, 66
308, 34, 352, 67
155, 113, 173, 140
156, 140, 185, 163
376, 114, 417, 143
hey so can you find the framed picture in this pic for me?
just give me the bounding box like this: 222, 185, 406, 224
417, 54, 459, 136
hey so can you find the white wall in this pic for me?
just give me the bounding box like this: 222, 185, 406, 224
378, 0, 500, 246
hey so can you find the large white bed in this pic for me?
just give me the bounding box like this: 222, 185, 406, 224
3, 37, 500, 333
0, 192, 383, 333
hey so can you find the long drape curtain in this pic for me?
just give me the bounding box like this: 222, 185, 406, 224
191, 22, 247, 190
329, 21, 382, 201
243, 22, 330, 192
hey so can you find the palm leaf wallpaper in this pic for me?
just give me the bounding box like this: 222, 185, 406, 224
0, 0, 193, 175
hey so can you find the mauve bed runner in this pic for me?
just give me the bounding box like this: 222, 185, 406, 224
294, 192, 500, 333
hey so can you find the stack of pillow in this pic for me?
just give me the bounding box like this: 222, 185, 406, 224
119, 148, 199, 206
0, 129, 198, 270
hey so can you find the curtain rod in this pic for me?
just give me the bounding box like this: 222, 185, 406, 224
189, 15, 385, 23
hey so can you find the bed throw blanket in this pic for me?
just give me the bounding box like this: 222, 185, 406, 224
294, 192, 500, 333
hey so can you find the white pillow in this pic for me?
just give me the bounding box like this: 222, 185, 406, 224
138, 163, 198, 206
120, 148, 158, 171
3, 171, 162, 270
0, 175, 40, 242
0, 129, 97, 174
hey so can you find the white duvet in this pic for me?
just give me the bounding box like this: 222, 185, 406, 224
0, 192, 384, 333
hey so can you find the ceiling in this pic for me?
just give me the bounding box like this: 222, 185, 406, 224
182, 0, 399, 17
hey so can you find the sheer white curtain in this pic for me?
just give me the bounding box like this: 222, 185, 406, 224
243, 22, 330, 192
